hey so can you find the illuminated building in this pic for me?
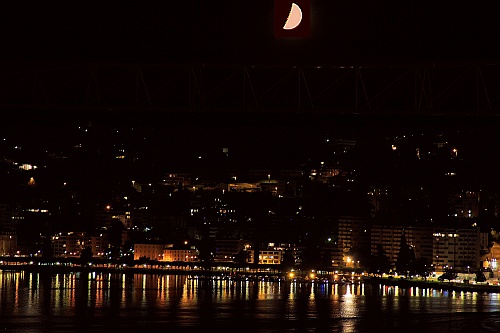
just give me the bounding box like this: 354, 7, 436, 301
134, 243, 167, 261
337, 216, 371, 264
214, 239, 246, 262
133, 243, 199, 262
248, 170, 272, 182
0, 204, 15, 231
370, 226, 434, 268
51, 232, 87, 257
447, 190, 480, 219
162, 247, 199, 263
432, 227, 488, 271
95, 209, 132, 229
48, 232, 109, 258
0, 232, 17, 255
485, 242, 500, 274
367, 187, 389, 213
162, 173, 192, 188
246, 244, 284, 265
228, 182, 261, 193
370, 226, 407, 266
88, 234, 108, 258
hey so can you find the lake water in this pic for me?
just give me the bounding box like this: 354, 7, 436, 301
1, 271, 500, 332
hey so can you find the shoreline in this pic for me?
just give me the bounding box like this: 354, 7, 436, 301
365, 276, 500, 294
3, 264, 500, 294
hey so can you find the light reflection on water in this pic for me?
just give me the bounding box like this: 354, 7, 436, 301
1, 271, 500, 332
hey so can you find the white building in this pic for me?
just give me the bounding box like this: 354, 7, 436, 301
247, 245, 283, 265
133, 243, 199, 263
432, 227, 488, 271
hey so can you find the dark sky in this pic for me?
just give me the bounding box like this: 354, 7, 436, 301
2, 0, 500, 67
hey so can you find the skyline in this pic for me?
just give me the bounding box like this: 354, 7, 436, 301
2, 112, 500, 223
3, 3, 500, 333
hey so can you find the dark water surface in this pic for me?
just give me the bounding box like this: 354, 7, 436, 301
1, 271, 500, 332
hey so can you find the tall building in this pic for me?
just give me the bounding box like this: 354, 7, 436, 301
246, 243, 287, 265
337, 216, 371, 262
367, 187, 389, 214
370, 226, 434, 267
410, 226, 434, 261
51, 232, 90, 257
214, 239, 246, 262
370, 225, 406, 266
0, 232, 17, 255
247, 248, 283, 265
432, 227, 488, 271
448, 190, 480, 219
0, 204, 13, 231
319, 242, 343, 268
88, 233, 108, 258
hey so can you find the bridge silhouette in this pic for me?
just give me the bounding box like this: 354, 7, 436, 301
2, 63, 499, 115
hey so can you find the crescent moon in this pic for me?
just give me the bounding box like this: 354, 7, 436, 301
283, 3, 303, 30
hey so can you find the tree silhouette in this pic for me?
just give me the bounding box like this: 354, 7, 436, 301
41, 237, 54, 259
369, 244, 391, 274
233, 249, 250, 267
412, 257, 431, 279
475, 270, 487, 282
396, 233, 415, 277
301, 234, 321, 271
80, 246, 93, 267
347, 245, 371, 269
281, 248, 296, 271
108, 219, 124, 259
197, 237, 214, 268
320, 248, 333, 269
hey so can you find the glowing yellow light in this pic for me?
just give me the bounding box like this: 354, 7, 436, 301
28, 177, 36, 186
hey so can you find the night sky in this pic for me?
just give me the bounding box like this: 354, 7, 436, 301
2, 0, 500, 66
2, 1, 500, 184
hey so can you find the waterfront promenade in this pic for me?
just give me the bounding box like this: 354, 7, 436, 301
2, 258, 500, 294
364, 276, 500, 294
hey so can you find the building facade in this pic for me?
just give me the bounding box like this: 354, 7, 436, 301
432, 227, 488, 271
0, 232, 17, 256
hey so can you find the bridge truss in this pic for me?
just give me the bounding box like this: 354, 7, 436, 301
1, 63, 500, 115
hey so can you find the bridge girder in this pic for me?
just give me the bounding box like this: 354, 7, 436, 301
1, 63, 498, 115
